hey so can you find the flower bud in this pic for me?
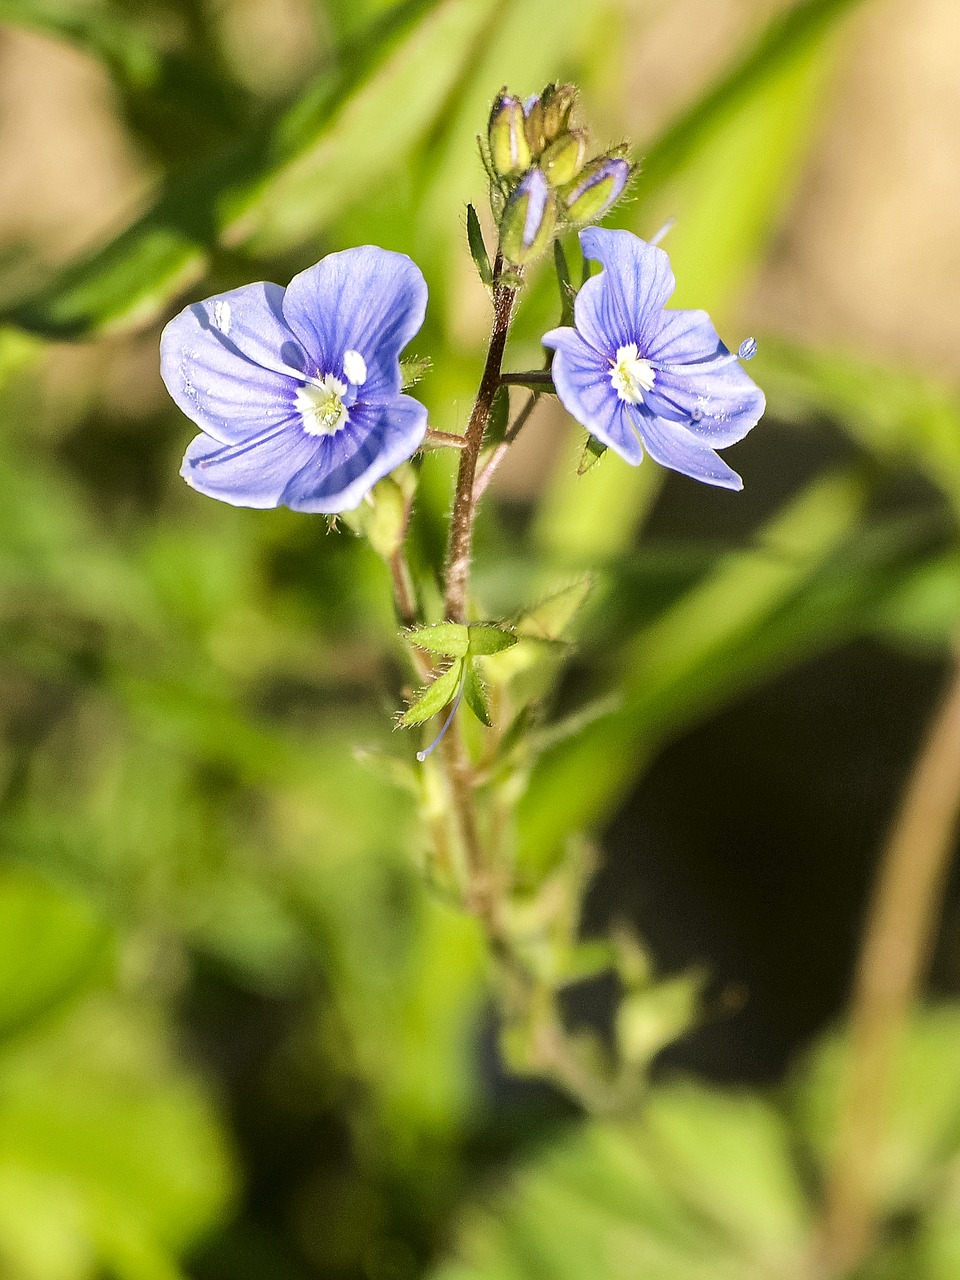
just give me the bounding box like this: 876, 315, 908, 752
561, 156, 630, 224
499, 168, 557, 265
540, 82, 577, 144
522, 92, 546, 158
539, 130, 587, 187
487, 91, 531, 178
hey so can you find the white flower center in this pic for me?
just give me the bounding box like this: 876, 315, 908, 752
609, 343, 655, 404
343, 348, 367, 386
296, 374, 348, 436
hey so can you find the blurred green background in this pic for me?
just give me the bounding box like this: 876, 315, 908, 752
2, 0, 960, 1277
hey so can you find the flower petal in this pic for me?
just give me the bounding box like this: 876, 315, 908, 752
643, 306, 766, 446
280, 394, 428, 514
637, 413, 743, 491
181, 423, 321, 508
281, 247, 428, 399
161, 282, 306, 444
543, 326, 643, 464
574, 227, 675, 357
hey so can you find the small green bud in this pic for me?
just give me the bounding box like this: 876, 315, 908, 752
561, 156, 630, 224
487, 91, 531, 178
499, 168, 557, 265
540, 130, 587, 187
359, 474, 408, 559
540, 82, 577, 143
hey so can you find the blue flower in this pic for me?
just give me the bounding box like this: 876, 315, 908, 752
161, 246, 429, 513
542, 228, 765, 490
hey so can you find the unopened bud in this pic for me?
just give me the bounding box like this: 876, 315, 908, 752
522, 93, 546, 158
487, 91, 531, 178
540, 130, 587, 187
561, 157, 630, 224
500, 168, 556, 265
540, 83, 577, 143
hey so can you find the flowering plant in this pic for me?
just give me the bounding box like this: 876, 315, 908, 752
161, 83, 764, 1106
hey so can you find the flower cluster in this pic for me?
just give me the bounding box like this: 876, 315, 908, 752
160, 85, 764, 514
487, 84, 631, 266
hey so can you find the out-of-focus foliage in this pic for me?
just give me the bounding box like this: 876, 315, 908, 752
434, 1010, 960, 1280
2, 0, 960, 1276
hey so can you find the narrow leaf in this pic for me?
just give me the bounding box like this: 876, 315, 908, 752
466, 203, 493, 286
400, 661, 463, 727
406, 623, 470, 657
467, 624, 517, 656
462, 661, 491, 726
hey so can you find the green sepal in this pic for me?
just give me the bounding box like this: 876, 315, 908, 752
405, 623, 470, 658
553, 239, 576, 325
462, 661, 491, 726
399, 660, 463, 727
400, 355, 431, 389
466, 203, 494, 287
578, 432, 607, 475
467, 624, 517, 655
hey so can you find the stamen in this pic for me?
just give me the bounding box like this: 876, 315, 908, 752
343, 349, 368, 385
296, 374, 348, 436
738, 337, 758, 361
416, 671, 466, 762
649, 218, 676, 247
610, 342, 655, 404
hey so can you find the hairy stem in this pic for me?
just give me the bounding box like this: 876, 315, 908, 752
444, 270, 517, 623
819, 650, 960, 1275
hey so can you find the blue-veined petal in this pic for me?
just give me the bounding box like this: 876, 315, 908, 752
181, 421, 320, 507
280, 394, 428, 514
574, 228, 675, 357
544, 326, 643, 464
161, 282, 309, 444
282, 248, 428, 399
638, 413, 743, 491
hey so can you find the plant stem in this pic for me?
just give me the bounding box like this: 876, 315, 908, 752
444, 265, 518, 623
819, 650, 960, 1275
499, 370, 555, 388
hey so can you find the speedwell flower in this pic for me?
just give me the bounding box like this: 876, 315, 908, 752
542, 228, 764, 490
161, 246, 428, 512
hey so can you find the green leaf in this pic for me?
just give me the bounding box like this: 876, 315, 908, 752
466, 624, 517, 655
0, 870, 111, 1042
462, 661, 491, 726
400, 355, 432, 389
791, 1005, 960, 1217
553, 238, 575, 324
466, 203, 493, 286
431, 1083, 811, 1280
515, 578, 594, 640
406, 623, 470, 657
400, 660, 464, 727
0, 999, 235, 1280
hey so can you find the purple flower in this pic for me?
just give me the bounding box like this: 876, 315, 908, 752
542, 228, 765, 490
161, 246, 429, 513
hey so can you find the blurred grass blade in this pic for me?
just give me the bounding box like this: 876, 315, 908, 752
0, 0, 162, 88
761, 336, 960, 518
518, 472, 869, 872
2, 0, 494, 337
